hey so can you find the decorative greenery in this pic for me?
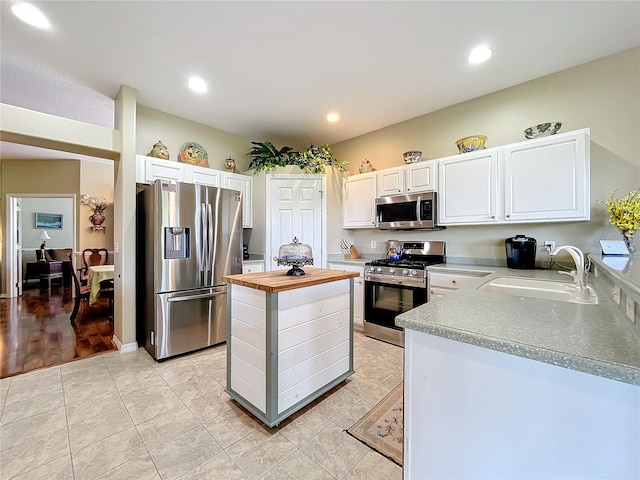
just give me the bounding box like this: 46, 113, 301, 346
600, 189, 640, 237
246, 141, 295, 173
296, 144, 348, 174
80, 194, 112, 214
247, 142, 347, 174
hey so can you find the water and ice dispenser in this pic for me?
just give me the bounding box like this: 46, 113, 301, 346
164, 227, 190, 259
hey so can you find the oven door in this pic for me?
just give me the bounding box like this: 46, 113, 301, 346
364, 280, 427, 331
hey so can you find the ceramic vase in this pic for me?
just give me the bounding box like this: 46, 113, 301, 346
90, 211, 105, 226
224, 157, 236, 173
622, 233, 636, 254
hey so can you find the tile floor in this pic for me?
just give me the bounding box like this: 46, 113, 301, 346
0, 332, 403, 480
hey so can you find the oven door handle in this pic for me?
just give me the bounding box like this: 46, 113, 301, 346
365, 277, 427, 288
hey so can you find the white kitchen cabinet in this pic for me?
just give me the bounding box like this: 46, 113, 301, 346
342, 172, 377, 228
438, 149, 499, 225
503, 129, 589, 222
328, 262, 365, 330
136, 155, 254, 228
438, 128, 590, 226
428, 270, 489, 301
136, 154, 186, 184
188, 164, 221, 187
242, 261, 264, 273
405, 160, 437, 193
376, 166, 406, 197
223, 172, 253, 228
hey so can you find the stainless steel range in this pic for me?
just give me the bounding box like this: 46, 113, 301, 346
364, 241, 446, 346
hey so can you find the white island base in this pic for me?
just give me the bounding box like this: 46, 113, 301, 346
225, 275, 355, 427
404, 329, 640, 479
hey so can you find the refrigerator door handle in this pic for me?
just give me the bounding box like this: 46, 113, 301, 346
167, 291, 225, 302
199, 202, 208, 275
206, 202, 214, 282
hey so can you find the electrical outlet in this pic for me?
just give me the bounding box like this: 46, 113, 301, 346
370, 241, 377, 249
613, 286, 621, 305
544, 241, 556, 253
626, 296, 635, 323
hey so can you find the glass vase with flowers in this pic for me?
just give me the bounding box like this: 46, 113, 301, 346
600, 188, 640, 254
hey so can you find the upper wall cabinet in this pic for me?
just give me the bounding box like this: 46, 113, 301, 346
376, 161, 438, 197
438, 149, 500, 225
502, 130, 589, 223
136, 155, 186, 183
405, 160, 437, 194
136, 155, 253, 228
343, 172, 377, 228
223, 172, 253, 228
377, 166, 405, 197
438, 128, 590, 226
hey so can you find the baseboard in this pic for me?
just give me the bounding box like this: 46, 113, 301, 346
112, 335, 138, 354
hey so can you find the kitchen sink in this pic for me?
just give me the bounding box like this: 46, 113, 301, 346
477, 276, 598, 305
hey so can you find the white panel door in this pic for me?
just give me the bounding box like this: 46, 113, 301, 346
268, 177, 323, 271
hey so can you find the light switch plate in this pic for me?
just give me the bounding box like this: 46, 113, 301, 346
600, 240, 629, 255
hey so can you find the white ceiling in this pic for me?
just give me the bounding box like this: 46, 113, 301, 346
1, 0, 639, 159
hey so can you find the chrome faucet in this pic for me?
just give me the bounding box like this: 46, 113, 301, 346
550, 245, 587, 291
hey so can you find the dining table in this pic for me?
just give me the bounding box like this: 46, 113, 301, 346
88, 265, 115, 304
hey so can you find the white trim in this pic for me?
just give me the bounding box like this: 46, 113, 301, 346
111, 335, 138, 354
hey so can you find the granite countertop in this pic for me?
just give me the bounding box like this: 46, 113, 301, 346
397, 263, 640, 387
222, 267, 359, 293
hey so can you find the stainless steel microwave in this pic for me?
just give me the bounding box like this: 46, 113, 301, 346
375, 192, 439, 230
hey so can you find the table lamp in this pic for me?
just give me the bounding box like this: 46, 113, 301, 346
39, 230, 51, 261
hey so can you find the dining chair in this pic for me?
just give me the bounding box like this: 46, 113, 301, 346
69, 253, 91, 325
80, 248, 108, 285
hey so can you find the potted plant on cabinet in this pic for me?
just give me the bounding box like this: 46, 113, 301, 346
247, 142, 347, 174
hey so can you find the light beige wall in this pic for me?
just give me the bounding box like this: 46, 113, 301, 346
330, 47, 640, 261
79, 159, 115, 251
136, 105, 252, 172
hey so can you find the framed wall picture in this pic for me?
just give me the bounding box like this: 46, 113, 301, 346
35, 212, 63, 229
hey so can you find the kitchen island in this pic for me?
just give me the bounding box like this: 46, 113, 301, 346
221, 267, 359, 427
397, 260, 640, 480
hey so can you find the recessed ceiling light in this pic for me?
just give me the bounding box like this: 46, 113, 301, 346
326, 113, 340, 122
188, 76, 208, 94
467, 45, 492, 64
11, 1, 50, 29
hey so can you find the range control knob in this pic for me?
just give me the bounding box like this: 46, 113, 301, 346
410, 269, 418, 276
402, 269, 409, 276
376, 267, 383, 273
388, 268, 395, 274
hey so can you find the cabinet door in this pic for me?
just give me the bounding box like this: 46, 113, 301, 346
328, 263, 364, 329
223, 173, 253, 228
376, 166, 405, 197
406, 161, 437, 193
438, 150, 499, 225
137, 155, 186, 184
189, 165, 221, 187
503, 129, 589, 222
342, 173, 377, 228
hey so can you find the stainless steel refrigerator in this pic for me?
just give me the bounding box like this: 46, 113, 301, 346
137, 180, 243, 360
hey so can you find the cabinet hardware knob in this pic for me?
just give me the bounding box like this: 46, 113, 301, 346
506, 214, 511, 218
491, 215, 495, 219
452, 280, 456, 284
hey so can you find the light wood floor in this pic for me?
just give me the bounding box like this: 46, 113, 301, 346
0, 282, 115, 378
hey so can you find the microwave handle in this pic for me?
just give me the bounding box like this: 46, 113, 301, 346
416, 197, 422, 221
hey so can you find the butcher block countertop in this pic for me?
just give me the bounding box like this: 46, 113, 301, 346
222, 267, 359, 293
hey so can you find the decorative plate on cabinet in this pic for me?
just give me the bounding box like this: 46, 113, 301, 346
178, 141, 209, 167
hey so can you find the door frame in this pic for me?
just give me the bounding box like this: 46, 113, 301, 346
265, 174, 327, 271
3, 193, 76, 298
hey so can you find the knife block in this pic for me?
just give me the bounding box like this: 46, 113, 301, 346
344, 245, 360, 259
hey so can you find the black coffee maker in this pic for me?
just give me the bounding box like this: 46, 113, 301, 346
505, 235, 537, 269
